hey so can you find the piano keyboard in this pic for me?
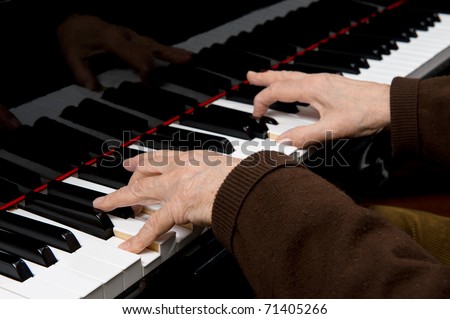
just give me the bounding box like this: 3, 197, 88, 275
1, 0, 450, 298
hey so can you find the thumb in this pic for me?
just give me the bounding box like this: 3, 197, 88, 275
277, 122, 330, 149
118, 206, 175, 254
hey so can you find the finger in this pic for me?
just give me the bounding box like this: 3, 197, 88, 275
247, 70, 306, 87
93, 175, 163, 212
122, 150, 176, 198
150, 42, 193, 64
276, 121, 332, 148
66, 56, 100, 91
106, 30, 155, 81
119, 206, 175, 253
0, 105, 22, 130
124, 150, 176, 175
252, 80, 311, 118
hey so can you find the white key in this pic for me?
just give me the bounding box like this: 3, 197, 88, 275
0, 287, 26, 299
23, 260, 103, 299
76, 243, 142, 292
344, 13, 450, 84
0, 273, 79, 299
55, 253, 123, 298
105, 237, 160, 276
8, 209, 134, 298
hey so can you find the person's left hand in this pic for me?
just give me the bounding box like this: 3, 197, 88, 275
57, 14, 193, 91
247, 70, 390, 148
93, 150, 240, 253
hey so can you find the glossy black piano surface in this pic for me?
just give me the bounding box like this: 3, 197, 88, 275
1, 0, 450, 298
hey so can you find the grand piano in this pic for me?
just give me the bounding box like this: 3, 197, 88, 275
0, 0, 449, 298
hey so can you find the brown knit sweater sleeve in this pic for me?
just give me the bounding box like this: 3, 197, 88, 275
212, 151, 450, 298
391, 76, 450, 166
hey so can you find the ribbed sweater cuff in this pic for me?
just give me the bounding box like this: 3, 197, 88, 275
212, 151, 297, 252
390, 77, 420, 158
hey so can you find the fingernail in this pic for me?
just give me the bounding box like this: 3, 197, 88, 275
92, 197, 104, 207
119, 240, 130, 250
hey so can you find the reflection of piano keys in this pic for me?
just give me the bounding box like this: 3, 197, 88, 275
2, 0, 450, 298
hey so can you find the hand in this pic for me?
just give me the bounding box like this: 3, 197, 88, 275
93, 150, 240, 253
57, 15, 193, 90
0, 103, 22, 130
247, 70, 391, 148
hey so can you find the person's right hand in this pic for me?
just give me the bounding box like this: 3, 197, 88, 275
57, 14, 193, 91
247, 70, 391, 148
0, 103, 21, 130
93, 150, 240, 254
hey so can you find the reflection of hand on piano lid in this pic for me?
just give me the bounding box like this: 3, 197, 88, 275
56, 14, 193, 91
0, 103, 22, 130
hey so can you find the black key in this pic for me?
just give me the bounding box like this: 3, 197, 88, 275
102, 81, 196, 121
179, 104, 276, 140
225, 32, 297, 61
88, 146, 143, 188
34, 117, 107, 158
226, 84, 301, 114
0, 250, 33, 282
255, 11, 329, 48
346, 32, 398, 51
410, 0, 450, 14
0, 228, 57, 267
26, 192, 114, 230
277, 63, 343, 75
376, 7, 437, 31
77, 164, 131, 190
47, 180, 134, 219
319, 35, 384, 60
259, 0, 377, 48
294, 50, 368, 74
351, 21, 414, 42
0, 158, 43, 191
22, 192, 114, 240
140, 125, 235, 154
0, 177, 23, 206
0, 210, 81, 253
194, 43, 272, 80
0, 125, 80, 173
60, 98, 150, 139
155, 64, 232, 96
98, 145, 143, 164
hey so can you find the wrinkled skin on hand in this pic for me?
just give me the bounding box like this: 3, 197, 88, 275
247, 70, 391, 148
93, 150, 240, 253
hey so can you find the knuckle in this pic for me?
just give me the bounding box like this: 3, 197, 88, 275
129, 179, 146, 198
